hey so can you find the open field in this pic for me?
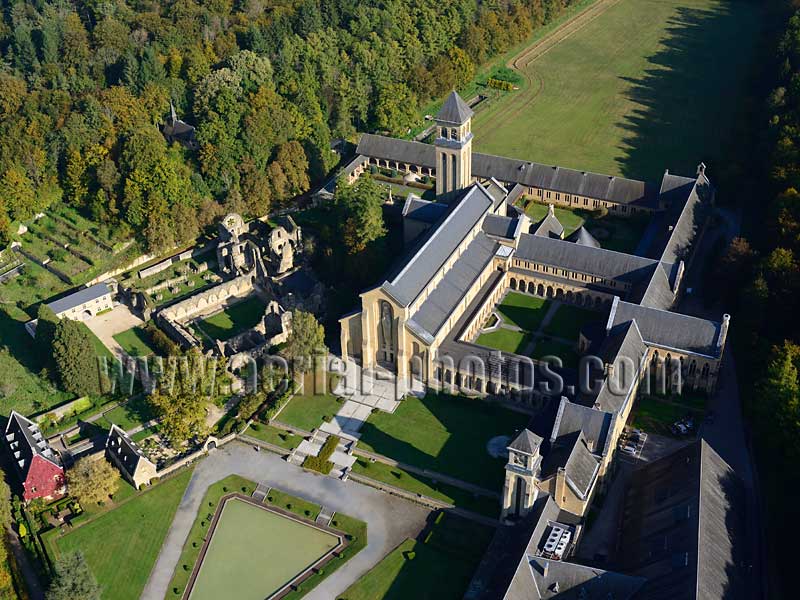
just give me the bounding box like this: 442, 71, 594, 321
189, 498, 339, 600
277, 391, 343, 431
194, 296, 266, 341
357, 393, 529, 490
471, 0, 764, 181
113, 326, 156, 357
52, 469, 193, 600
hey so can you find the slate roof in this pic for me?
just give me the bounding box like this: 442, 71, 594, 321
401, 194, 448, 224
381, 184, 494, 306
106, 424, 153, 478
636, 262, 676, 310
540, 431, 600, 500
610, 298, 722, 357
436, 91, 474, 124
566, 226, 600, 248
513, 558, 645, 600
4, 411, 61, 476
515, 234, 659, 284
508, 429, 543, 455
47, 282, 113, 315
354, 134, 659, 207
618, 440, 751, 600
406, 231, 498, 340
550, 397, 612, 455
648, 171, 711, 264
531, 208, 564, 239
483, 214, 519, 239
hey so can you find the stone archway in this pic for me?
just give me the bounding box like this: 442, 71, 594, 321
537, 284, 545, 297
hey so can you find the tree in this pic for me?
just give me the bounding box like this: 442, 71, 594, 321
285, 310, 326, 373
375, 83, 418, 135
147, 386, 209, 447
47, 552, 101, 600
36, 304, 60, 359
335, 175, 386, 254
52, 319, 102, 396
67, 457, 120, 506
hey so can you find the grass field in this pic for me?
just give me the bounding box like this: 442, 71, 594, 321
113, 327, 156, 357
474, 328, 529, 355
472, 0, 764, 181
54, 469, 193, 600
194, 296, 266, 341
357, 393, 529, 490
496, 292, 550, 331
543, 304, 603, 341
189, 498, 339, 600
244, 422, 303, 450
529, 338, 580, 369
277, 391, 343, 431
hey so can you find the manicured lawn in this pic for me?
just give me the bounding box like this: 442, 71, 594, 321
496, 292, 550, 331
97, 396, 155, 432
475, 328, 529, 355
113, 326, 156, 357
194, 296, 266, 341
543, 304, 602, 341
351, 458, 498, 518
472, 0, 764, 182
276, 391, 344, 432
357, 393, 530, 489
244, 422, 303, 450
529, 337, 579, 369
339, 514, 492, 600
189, 498, 339, 600
523, 202, 585, 234
53, 468, 193, 600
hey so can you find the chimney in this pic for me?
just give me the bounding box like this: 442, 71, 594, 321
548, 204, 555, 217
717, 314, 731, 351
697, 162, 706, 176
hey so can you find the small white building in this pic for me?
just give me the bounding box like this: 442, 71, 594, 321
25, 281, 114, 337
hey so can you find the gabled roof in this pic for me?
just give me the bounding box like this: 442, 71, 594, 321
47, 282, 113, 315
636, 262, 677, 310
4, 410, 62, 476
515, 234, 658, 284
401, 194, 448, 224
483, 214, 519, 239
531, 206, 564, 239
106, 423, 154, 476
540, 431, 600, 500
565, 226, 600, 248
550, 397, 612, 455
513, 557, 645, 600
610, 299, 722, 357
436, 91, 474, 124
381, 183, 494, 306
508, 429, 543, 455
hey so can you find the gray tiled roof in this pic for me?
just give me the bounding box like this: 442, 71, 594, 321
540, 431, 600, 499
382, 184, 494, 306
550, 397, 612, 455
519, 558, 645, 600
636, 262, 676, 310
611, 299, 722, 357
565, 226, 600, 248
406, 231, 498, 339
531, 211, 564, 239
508, 429, 543, 455
48, 282, 113, 315
483, 214, 518, 239
106, 423, 152, 477
4, 411, 62, 475
436, 91, 474, 124
354, 134, 659, 207
515, 234, 658, 284
401, 194, 448, 224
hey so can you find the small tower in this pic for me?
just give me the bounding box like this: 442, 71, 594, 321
434, 91, 474, 199
501, 429, 543, 520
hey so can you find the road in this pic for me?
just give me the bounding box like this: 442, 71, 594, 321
141, 441, 431, 600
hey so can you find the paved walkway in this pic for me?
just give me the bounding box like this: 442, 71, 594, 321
142, 441, 431, 600
84, 304, 144, 358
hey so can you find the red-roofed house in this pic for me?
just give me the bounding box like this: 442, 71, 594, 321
4, 411, 65, 501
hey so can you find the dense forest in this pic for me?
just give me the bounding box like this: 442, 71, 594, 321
0, 0, 578, 253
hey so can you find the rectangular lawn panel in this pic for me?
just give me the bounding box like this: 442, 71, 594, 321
195, 296, 266, 341
277, 392, 343, 432
496, 292, 550, 331
357, 393, 530, 490
475, 328, 530, 355
54, 468, 193, 600
113, 326, 156, 357
188, 498, 339, 600
543, 304, 603, 341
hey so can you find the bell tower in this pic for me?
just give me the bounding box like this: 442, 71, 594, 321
434, 91, 474, 199
501, 429, 543, 521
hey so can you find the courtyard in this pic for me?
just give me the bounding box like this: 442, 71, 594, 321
473, 292, 602, 369
186, 496, 342, 600
192, 295, 267, 342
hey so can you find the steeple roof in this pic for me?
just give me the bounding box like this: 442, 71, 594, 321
436, 91, 474, 125
566, 226, 601, 248
508, 428, 542, 455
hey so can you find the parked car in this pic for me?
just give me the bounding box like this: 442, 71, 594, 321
621, 445, 637, 456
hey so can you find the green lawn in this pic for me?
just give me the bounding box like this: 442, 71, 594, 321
53, 468, 193, 600
244, 422, 303, 450
112, 327, 156, 357
543, 304, 602, 341
631, 393, 705, 435
276, 391, 344, 432
194, 295, 266, 341
339, 514, 492, 600
357, 393, 530, 489
97, 396, 155, 432
472, 0, 764, 182
189, 498, 339, 600
529, 337, 579, 369
496, 292, 550, 331
351, 458, 499, 518
475, 328, 530, 355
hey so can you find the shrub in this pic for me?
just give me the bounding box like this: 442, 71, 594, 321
303, 435, 340, 474
487, 78, 513, 91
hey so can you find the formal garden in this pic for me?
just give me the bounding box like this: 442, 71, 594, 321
169, 476, 367, 600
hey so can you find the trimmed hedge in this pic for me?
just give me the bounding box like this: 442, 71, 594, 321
303, 435, 340, 474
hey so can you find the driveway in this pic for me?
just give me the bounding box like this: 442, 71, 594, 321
142, 441, 431, 600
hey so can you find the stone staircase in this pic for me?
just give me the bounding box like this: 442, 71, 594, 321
288, 430, 356, 480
